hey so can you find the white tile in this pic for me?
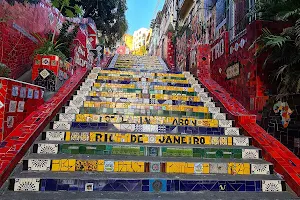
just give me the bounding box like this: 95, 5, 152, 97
262, 180, 283, 192
218, 120, 233, 128
242, 149, 259, 159
80, 86, 91, 91
201, 97, 212, 102
104, 161, 114, 172
59, 114, 75, 121
224, 127, 240, 136
198, 92, 208, 98
213, 113, 226, 120
194, 163, 203, 174
28, 159, 51, 171
14, 178, 40, 191
65, 107, 79, 114
233, 137, 249, 146
37, 143, 58, 154
251, 164, 270, 175
209, 107, 220, 113
45, 131, 65, 141
53, 121, 71, 130
77, 90, 89, 96
204, 102, 215, 107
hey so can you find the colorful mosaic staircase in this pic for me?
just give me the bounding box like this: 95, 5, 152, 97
0, 55, 297, 199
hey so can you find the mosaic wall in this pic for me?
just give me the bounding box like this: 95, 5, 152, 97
260, 95, 300, 158
0, 78, 44, 141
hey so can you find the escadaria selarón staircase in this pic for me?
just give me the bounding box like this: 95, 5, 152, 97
0, 55, 298, 199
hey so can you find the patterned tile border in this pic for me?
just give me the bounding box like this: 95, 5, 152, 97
9, 178, 285, 192
0, 67, 89, 188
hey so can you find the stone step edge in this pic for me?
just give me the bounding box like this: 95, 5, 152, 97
24, 153, 266, 163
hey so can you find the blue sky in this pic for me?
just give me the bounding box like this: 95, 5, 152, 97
126, 0, 164, 35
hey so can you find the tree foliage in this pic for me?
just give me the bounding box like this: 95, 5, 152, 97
252, 0, 300, 96
67, 0, 128, 47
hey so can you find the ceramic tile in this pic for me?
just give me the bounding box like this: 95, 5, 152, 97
28, 159, 51, 171
14, 178, 40, 191
37, 143, 59, 154
233, 137, 249, 146
104, 161, 114, 172
212, 113, 226, 120
218, 120, 233, 128
65, 107, 80, 114
224, 127, 240, 136
251, 164, 270, 175
45, 131, 65, 141
208, 107, 220, 113
150, 162, 160, 172
59, 114, 76, 122
242, 149, 259, 159
209, 163, 227, 174
262, 180, 282, 192
53, 121, 71, 130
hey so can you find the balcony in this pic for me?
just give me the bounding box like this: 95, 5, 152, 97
179, 0, 194, 19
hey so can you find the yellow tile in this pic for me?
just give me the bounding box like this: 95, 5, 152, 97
51, 160, 61, 171
228, 137, 233, 145
61, 159, 76, 172
202, 163, 210, 174
65, 132, 71, 141
97, 160, 104, 171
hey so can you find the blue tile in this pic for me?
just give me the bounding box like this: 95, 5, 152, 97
44, 179, 58, 191
246, 181, 255, 186
142, 186, 149, 191
142, 180, 149, 186
68, 187, 79, 191
149, 179, 167, 192
57, 184, 69, 191
255, 181, 262, 191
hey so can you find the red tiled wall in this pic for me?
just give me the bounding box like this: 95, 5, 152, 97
0, 0, 63, 79
0, 78, 44, 141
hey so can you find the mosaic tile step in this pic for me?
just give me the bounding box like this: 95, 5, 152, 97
42, 131, 250, 146
88, 88, 203, 97
20, 156, 271, 175
32, 142, 260, 159
56, 114, 233, 128
91, 69, 186, 77
93, 80, 193, 88
72, 96, 208, 107
8, 173, 286, 192
95, 74, 188, 81
93, 76, 190, 84
72, 106, 222, 118
49, 122, 240, 135
83, 91, 212, 102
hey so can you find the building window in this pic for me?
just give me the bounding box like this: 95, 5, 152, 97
234, 0, 247, 36
216, 0, 226, 26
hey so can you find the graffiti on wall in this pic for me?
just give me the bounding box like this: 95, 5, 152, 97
273, 101, 293, 128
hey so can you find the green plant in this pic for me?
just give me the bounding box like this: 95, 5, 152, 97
33, 21, 79, 61
56, 21, 79, 58
0, 62, 11, 77
251, 0, 300, 97
33, 33, 67, 61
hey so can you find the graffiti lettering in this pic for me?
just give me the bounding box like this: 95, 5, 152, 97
211, 39, 225, 61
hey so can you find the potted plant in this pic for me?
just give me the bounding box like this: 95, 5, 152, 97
31, 0, 82, 91
0, 62, 11, 78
